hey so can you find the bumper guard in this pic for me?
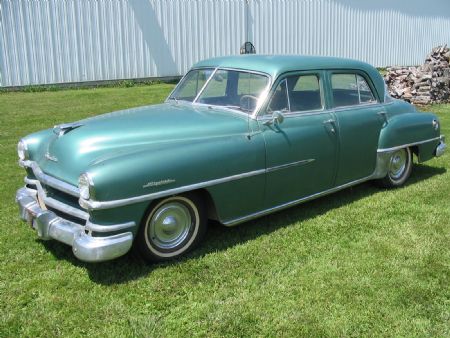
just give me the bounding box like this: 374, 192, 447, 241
436, 135, 446, 157
16, 187, 133, 262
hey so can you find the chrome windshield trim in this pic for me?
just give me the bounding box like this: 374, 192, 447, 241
192, 67, 218, 102
25, 177, 89, 221
377, 137, 441, 153
21, 160, 79, 197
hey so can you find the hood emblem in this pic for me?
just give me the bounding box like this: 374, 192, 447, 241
45, 152, 58, 162
53, 122, 84, 137
143, 179, 175, 188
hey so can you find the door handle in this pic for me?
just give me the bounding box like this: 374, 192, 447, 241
377, 111, 388, 123
323, 119, 336, 133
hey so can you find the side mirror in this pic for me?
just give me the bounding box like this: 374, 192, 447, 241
264, 110, 285, 126
273, 111, 285, 125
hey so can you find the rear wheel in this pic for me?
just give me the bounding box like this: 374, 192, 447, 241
377, 147, 412, 188
136, 193, 207, 262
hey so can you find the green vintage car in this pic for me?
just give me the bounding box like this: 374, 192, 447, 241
16, 55, 446, 263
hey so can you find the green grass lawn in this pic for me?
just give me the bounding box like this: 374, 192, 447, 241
0, 85, 449, 337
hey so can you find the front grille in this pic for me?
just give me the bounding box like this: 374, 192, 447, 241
44, 185, 80, 209
23, 162, 89, 224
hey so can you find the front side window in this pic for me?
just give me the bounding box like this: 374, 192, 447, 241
266, 74, 322, 114
266, 79, 289, 114
169, 68, 214, 102
331, 73, 376, 107
287, 75, 322, 111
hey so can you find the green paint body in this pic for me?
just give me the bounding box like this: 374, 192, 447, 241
20, 55, 442, 235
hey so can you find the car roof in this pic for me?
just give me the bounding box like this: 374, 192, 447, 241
193, 54, 386, 102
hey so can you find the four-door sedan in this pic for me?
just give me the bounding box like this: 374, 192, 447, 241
16, 55, 446, 262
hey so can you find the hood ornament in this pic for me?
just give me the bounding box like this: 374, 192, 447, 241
53, 122, 84, 137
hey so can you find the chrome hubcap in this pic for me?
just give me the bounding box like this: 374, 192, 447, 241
148, 202, 192, 250
389, 149, 407, 180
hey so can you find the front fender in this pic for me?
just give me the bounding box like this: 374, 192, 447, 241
85, 133, 265, 205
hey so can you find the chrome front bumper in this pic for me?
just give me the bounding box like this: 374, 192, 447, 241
16, 187, 133, 262
436, 135, 446, 157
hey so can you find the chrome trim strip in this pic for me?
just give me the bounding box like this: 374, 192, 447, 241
25, 177, 89, 221
257, 109, 331, 121
377, 137, 441, 153
21, 160, 79, 197
333, 101, 380, 112
224, 136, 444, 226
223, 174, 373, 226
81, 157, 317, 210
80, 168, 267, 210
86, 220, 136, 233
266, 159, 315, 173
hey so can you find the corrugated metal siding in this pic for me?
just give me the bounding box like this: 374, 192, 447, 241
1, 0, 450, 87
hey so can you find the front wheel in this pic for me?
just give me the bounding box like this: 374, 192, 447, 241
377, 147, 413, 188
135, 193, 207, 262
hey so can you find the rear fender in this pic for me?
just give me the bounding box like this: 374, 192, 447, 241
378, 112, 441, 162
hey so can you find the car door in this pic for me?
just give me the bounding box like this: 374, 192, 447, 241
329, 72, 385, 185
259, 72, 338, 208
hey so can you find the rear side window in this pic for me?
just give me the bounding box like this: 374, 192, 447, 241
331, 73, 376, 107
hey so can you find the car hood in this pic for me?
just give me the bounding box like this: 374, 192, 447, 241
35, 102, 249, 185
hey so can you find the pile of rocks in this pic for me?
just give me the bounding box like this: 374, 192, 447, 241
384, 45, 450, 105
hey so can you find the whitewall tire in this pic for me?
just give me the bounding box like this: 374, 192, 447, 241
136, 193, 207, 262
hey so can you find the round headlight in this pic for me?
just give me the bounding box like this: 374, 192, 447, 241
17, 140, 28, 161
78, 173, 93, 200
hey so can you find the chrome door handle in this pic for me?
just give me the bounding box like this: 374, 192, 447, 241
323, 119, 336, 133
377, 111, 388, 123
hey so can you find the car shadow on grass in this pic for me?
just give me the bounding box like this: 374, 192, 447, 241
40, 163, 446, 285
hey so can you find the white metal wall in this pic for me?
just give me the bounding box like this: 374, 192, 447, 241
1, 0, 450, 87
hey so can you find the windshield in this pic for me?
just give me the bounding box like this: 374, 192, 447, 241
169, 68, 214, 102
169, 68, 270, 114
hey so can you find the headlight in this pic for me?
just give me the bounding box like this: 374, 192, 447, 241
78, 173, 94, 200
17, 140, 28, 161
